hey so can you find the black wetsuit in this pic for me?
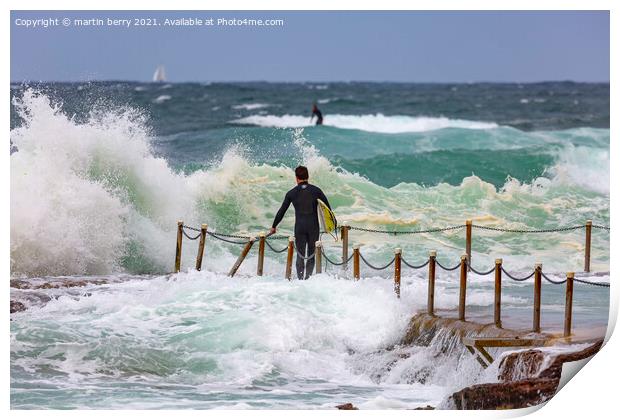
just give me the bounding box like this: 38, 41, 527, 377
272, 182, 331, 279
312, 108, 323, 125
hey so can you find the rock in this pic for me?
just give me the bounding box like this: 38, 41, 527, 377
336, 403, 358, 410
498, 349, 547, 382
450, 378, 558, 410
414, 405, 435, 410
10, 280, 31, 289
11, 278, 107, 290
451, 339, 604, 409
10, 300, 26, 313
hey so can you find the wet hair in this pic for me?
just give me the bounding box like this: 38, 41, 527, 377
295, 166, 309, 181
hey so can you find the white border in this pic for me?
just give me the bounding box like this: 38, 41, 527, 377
3, 1, 616, 420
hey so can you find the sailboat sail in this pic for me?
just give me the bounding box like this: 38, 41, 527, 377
153, 65, 166, 82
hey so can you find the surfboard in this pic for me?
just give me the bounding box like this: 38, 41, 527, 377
317, 198, 338, 241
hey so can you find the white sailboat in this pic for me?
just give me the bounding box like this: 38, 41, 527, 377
153, 65, 166, 83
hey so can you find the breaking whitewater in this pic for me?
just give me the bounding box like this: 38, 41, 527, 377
10, 85, 610, 409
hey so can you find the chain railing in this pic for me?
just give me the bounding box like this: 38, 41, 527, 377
322, 250, 354, 266
349, 225, 465, 235
359, 253, 395, 271
173, 219, 610, 339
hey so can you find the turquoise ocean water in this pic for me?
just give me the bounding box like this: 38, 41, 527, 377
10, 82, 610, 408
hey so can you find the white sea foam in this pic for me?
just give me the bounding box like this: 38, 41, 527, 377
153, 95, 171, 104
9, 271, 483, 408
232, 103, 270, 110
317, 97, 338, 104
546, 144, 610, 195
232, 113, 499, 133
9, 90, 609, 277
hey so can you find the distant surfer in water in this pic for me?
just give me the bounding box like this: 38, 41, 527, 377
310, 103, 323, 125
270, 166, 332, 279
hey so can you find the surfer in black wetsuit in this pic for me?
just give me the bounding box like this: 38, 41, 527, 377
311, 103, 323, 125
270, 166, 331, 279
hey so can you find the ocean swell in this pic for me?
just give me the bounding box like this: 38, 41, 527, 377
232, 113, 499, 133
10, 89, 609, 277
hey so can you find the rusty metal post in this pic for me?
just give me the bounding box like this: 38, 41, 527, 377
564, 272, 574, 337
533, 263, 542, 333
175, 220, 183, 273
353, 246, 360, 280
466, 219, 472, 272
428, 250, 436, 316
285, 236, 294, 280
459, 255, 468, 321
494, 259, 502, 328
195, 224, 208, 271
228, 238, 256, 277
394, 248, 402, 298
315, 241, 322, 274
257, 232, 266, 276
341, 223, 350, 273
585, 220, 592, 272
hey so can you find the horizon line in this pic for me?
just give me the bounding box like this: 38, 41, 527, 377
10, 79, 611, 85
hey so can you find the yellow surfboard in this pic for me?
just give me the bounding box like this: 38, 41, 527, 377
317, 198, 338, 240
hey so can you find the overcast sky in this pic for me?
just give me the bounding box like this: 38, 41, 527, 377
10, 10, 610, 83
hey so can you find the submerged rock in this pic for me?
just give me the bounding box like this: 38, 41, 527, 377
10, 300, 26, 313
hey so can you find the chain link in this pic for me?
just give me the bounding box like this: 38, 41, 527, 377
349, 225, 464, 235
540, 271, 566, 285
574, 277, 610, 287
469, 264, 496, 276
268, 234, 290, 240
206, 231, 250, 245
501, 267, 536, 282
359, 253, 395, 271
472, 224, 585, 233
181, 227, 202, 241
592, 225, 611, 231
401, 257, 430, 270
321, 250, 353, 266
436, 260, 462, 271
294, 243, 316, 261
265, 240, 289, 253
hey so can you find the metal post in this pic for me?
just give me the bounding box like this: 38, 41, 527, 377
564, 272, 574, 337
341, 223, 349, 273
228, 238, 256, 277
285, 236, 294, 280
353, 246, 360, 280
459, 255, 467, 321
315, 241, 322, 274
195, 224, 208, 271
428, 250, 436, 316
465, 219, 472, 272
394, 248, 402, 298
494, 259, 502, 328
533, 263, 542, 333
257, 232, 266, 276
175, 220, 183, 273
585, 220, 592, 272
